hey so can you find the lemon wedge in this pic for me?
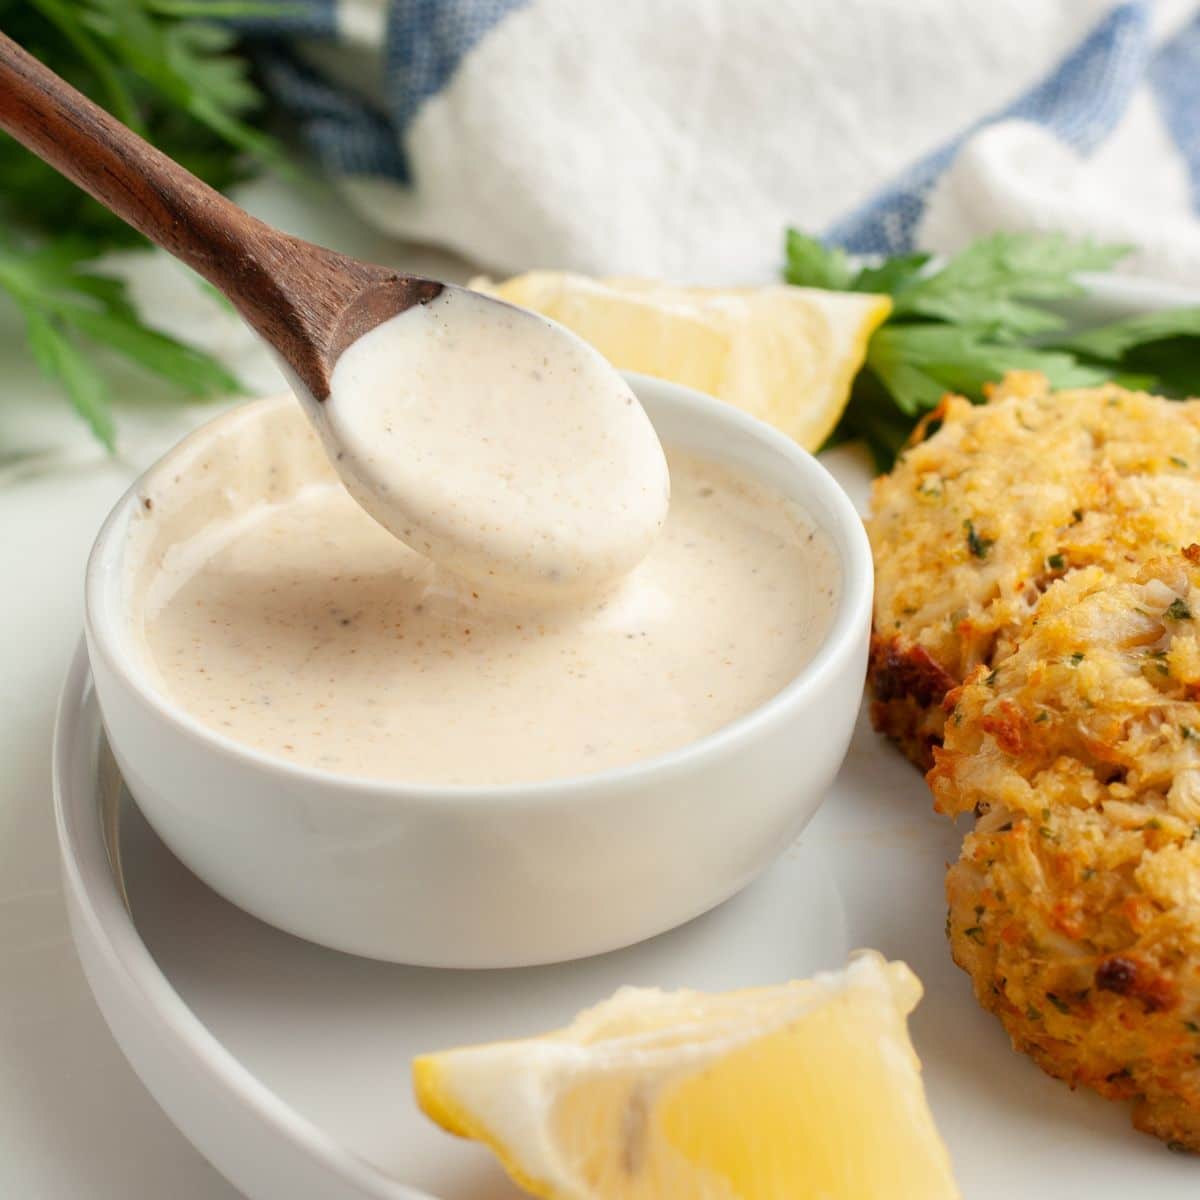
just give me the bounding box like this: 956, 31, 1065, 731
413, 952, 958, 1199
468, 272, 891, 451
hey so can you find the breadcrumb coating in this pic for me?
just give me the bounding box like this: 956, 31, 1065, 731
931, 554, 1200, 1148
868, 372, 1200, 768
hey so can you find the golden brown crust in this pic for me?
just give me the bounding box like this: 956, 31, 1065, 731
867, 374, 1200, 769
867, 633, 956, 770
934, 556, 1200, 1148
868, 373, 1200, 1145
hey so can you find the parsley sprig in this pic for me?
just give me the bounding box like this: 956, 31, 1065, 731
785, 230, 1200, 468
0, 1, 287, 449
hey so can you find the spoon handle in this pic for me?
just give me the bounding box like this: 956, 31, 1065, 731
0, 31, 390, 397
0, 30, 283, 290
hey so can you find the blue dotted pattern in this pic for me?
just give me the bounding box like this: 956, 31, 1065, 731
238, 0, 529, 183
1148, 14, 1200, 210
228, 0, 338, 38
824, 3, 1155, 254
385, 0, 531, 132
255, 43, 411, 181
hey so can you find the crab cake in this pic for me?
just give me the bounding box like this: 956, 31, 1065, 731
867, 372, 1200, 769
931, 553, 1200, 1148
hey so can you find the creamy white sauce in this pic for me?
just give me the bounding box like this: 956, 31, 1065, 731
324, 288, 670, 601
129, 401, 838, 786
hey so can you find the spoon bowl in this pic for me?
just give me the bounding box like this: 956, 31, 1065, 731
316, 285, 670, 599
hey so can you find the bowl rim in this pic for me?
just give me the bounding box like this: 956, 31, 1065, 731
85, 372, 873, 808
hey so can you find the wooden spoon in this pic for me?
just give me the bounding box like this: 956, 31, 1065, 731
0, 32, 671, 599
0, 29, 442, 404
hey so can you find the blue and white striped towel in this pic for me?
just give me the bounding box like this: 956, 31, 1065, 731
239, 0, 1200, 284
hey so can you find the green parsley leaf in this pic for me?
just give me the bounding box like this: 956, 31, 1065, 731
851, 252, 932, 295
1063, 307, 1200, 361
1120, 337, 1200, 399
0, 0, 280, 445
0, 237, 243, 448
20, 302, 116, 450
835, 368, 921, 471
866, 324, 1108, 415
783, 229, 857, 291
775, 227, 1200, 469
1058, 309, 1200, 397
891, 233, 1130, 337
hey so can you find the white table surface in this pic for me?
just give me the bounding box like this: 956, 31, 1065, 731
0, 178, 468, 1199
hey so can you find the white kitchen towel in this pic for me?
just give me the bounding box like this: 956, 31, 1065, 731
241, 0, 1200, 284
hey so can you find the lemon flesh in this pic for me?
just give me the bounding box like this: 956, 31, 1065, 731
469, 272, 891, 452
413, 952, 959, 1200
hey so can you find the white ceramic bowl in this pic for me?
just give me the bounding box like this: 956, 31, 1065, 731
84, 374, 872, 967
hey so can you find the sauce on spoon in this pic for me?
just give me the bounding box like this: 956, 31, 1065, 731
324, 288, 671, 601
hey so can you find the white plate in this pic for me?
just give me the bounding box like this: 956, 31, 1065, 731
55, 639, 1197, 1199
56, 273, 1200, 1197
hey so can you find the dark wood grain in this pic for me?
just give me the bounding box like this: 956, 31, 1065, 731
0, 31, 442, 398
